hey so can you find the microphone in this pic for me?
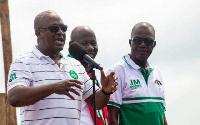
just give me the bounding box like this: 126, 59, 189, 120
69, 42, 103, 70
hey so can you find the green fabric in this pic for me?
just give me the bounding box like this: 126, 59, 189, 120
122, 56, 133, 68
67, 53, 74, 58
119, 102, 165, 125
122, 97, 164, 101
140, 68, 153, 85
96, 80, 101, 87
107, 101, 121, 108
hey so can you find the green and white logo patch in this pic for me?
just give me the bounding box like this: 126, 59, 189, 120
130, 79, 142, 90
9, 73, 17, 82
69, 70, 78, 80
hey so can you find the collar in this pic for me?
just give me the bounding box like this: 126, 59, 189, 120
32, 46, 45, 59
122, 54, 154, 70
33, 45, 64, 59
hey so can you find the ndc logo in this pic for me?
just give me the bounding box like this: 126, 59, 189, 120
69, 70, 78, 80
155, 80, 162, 86
130, 79, 142, 90
9, 73, 17, 82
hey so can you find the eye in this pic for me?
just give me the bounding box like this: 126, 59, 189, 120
132, 38, 141, 44
80, 42, 88, 46
145, 39, 154, 46
60, 25, 68, 32
48, 26, 59, 33
91, 42, 97, 46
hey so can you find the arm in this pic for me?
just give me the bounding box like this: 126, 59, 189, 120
85, 89, 110, 110
8, 79, 83, 107
85, 70, 117, 109
164, 113, 168, 125
107, 106, 119, 125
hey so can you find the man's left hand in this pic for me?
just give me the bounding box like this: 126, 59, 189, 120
100, 70, 118, 95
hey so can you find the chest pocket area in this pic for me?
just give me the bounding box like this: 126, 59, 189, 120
30, 64, 60, 86
32, 71, 46, 86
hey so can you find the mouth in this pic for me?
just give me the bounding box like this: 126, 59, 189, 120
137, 51, 147, 53
136, 50, 148, 55
87, 53, 96, 59
55, 37, 65, 45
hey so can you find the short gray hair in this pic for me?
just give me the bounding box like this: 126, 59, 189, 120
34, 10, 58, 29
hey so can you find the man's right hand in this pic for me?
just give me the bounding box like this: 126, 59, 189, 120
54, 79, 83, 100
8, 79, 83, 107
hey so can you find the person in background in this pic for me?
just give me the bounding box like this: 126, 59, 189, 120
107, 22, 168, 125
7, 10, 117, 125
68, 26, 108, 125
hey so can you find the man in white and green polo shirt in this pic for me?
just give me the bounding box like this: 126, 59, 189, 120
107, 22, 168, 125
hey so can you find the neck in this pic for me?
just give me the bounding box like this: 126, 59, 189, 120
81, 61, 88, 69
37, 46, 61, 65
130, 55, 147, 68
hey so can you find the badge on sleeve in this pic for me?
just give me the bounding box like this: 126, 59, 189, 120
9, 73, 17, 82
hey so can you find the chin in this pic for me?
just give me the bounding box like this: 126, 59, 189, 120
88, 54, 96, 59
54, 48, 64, 53
136, 56, 148, 61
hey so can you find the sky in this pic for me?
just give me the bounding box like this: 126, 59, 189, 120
0, 0, 200, 124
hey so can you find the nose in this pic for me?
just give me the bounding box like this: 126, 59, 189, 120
87, 43, 94, 50
56, 27, 65, 35
139, 41, 147, 47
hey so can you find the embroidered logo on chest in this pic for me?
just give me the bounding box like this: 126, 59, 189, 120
155, 80, 162, 86
69, 70, 78, 80
155, 79, 164, 93
130, 79, 142, 90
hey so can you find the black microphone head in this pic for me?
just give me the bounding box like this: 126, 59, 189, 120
69, 42, 87, 61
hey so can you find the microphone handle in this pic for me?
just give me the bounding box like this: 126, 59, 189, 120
83, 55, 103, 70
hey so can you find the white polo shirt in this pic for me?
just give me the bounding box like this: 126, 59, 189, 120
107, 54, 165, 125
7, 46, 97, 125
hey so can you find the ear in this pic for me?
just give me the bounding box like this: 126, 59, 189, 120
35, 29, 41, 38
69, 41, 72, 46
154, 41, 156, 47
129, 39, 132, 46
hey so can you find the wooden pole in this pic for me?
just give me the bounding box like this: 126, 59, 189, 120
0, 0, 17, 124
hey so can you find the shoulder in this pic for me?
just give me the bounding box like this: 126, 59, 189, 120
12, 51, 35, 64
110, 60, 126, 70
149, 63, 161, 73
107, 60, 127, 77
62, 57, 85, 71
149, 63, 164, 79
109, 60, 129, 75
63, 57, 82, 66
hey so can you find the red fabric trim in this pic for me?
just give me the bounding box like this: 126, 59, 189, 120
86, 72, 108, 125
88, 105, 104, 125
87, 72, 92, 78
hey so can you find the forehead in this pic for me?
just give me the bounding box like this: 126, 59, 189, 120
40, 14, 64, 27
76, 36, 97, 44
74, 31, 96, 42
80, 36, 96, 42
132, 25, 155, 39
